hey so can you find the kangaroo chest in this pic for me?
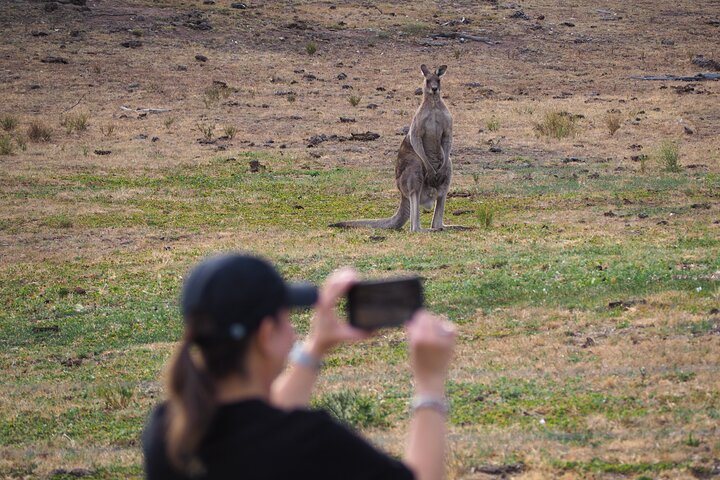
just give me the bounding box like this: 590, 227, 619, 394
419, 109, 449, 162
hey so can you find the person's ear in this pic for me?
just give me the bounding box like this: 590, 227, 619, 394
253, 316, 276, 357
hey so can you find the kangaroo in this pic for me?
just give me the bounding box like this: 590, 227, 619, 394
331, 64, 460, 232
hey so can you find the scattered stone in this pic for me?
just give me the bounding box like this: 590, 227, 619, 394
134, 134, 148, 140
195, 54, 208, 62
31, 30, 49, 37
710, 308, 719, 315
692, 55, 720, 71
121, 40, 142, 48
49, 468, 93, 478
442, 17, 471, 26
308, 134, 333, 147
581, 337, 595, 348
638, 212, 649, 219
452, 209, 473, 216
661, 39, 675, 46
414, 87, 423, 95
41, 56, 68, 64
203, 0, 215, 4
28, 84, 42, 90
342, 85, 353, 90
603, 211, 616, 217
474, 463, 525, 475
249, 159, 265, 173
508, 10, 530, 20
230, 2, 247, 8
537, 14, 545, 20
369, 235, 386, 242
608, 299, 646, 310
366, 103, 378, 109
339, 117, 356, 123
32, 325, 60, 334
185, 12, 212, 30
489, 146, 502, 153
337, 72, 347, 80
588, 172, 600, 179
73, 287, 87, 295
293, 205, 303, 209
303, 74, 317, 81
151, 137, 159, 142
691, 203, 710, 209
684, 125, 695, 135
350, 131, 380, 141
94, 149, 111, 155
562, 157, 582, 163
44, 2, 59, 12
176, 64, 188, 71
657, 220, 669, 225
561, 21, 576, 27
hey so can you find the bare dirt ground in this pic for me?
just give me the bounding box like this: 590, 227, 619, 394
1, 1, 719, 479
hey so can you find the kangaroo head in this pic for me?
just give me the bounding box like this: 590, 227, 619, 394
420, 64, 447, 96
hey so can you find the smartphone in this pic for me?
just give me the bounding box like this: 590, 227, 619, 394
347, 277, 423, 330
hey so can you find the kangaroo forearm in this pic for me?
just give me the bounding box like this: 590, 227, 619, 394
404, 410, 447, 480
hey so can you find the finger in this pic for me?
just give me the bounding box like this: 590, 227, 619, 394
319, 268, 357, 307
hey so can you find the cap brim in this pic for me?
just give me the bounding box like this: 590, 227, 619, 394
286, 282, 319, 309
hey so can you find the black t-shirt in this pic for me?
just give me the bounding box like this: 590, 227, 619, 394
143, 399, 415, 480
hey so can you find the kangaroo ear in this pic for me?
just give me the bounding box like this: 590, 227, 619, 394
420, 64, 431, 77
436, 65, 448, 77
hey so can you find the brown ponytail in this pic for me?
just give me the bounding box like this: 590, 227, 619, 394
164, 315, 257, 473
165, 338, 217, 474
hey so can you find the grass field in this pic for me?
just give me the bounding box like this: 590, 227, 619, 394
1, 0, 719, 478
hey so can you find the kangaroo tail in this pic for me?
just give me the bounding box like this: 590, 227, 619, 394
330, 195, 410, 230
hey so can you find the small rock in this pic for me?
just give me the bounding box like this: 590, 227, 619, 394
475, 464, 525, 475
249, 159, 265, 173
339, 117, 356, 123
369, 235, 386, 242
73, 287, 87, 295
692, 55, 720, 71
195, 54, 208, 62
151, 137, 159, 142
203, 0, 215, 4
691, 203, 710, 209
561, 21, 576, 27
489, 146, 502, 153
684, 126, 694, 135
414, 87, 423, 95
604, 211, 616, 217
41, 56, 68, 64
176, 64, 188, 71
508, 10, 530, 20
452, 209, 473, 216
366, 103, 378, 109
44, 2, 59, 12
342, 85, 353, 90
661, 39, 675, 46
350, 132, 380, 141
48, 468, 93, 478
31, 30, 49, 37
94, 149, 111, 155
230, 2, 247, 8
581, 337, 595, 348
657, 220, 669, 225
121, 40, 142, 48
710, 308, 719, 315
638, 212, 649, 219
134, 134, 148, 140
337, 72, 347, 80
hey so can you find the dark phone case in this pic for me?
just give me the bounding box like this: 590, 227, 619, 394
347, 277, 423, 330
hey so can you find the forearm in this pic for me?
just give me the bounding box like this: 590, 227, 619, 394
404, 378, 448, 480
270, 340, 325, 409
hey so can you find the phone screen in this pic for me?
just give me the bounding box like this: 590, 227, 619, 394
347, 277, 423, 330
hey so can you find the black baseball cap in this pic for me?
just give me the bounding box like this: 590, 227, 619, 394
181, 253, 318, 343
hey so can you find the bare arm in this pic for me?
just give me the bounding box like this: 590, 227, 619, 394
271, 269, 369, 409
403, 311, 456, 480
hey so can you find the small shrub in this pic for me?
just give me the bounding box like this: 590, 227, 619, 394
61, 113, 89, 134
472, 172, 480, 184
1, 115, 18, 132
129, 28, 143, 37
486, 117, 500, 132
453, 48, 462, 60
534, 111, 578, 139
0, 135, 14, 155
658, 141, 681, 172
223, 125, 237, 140
196, 122, 214, 140
15, 135, 27, 152
477, 203, 496, 228
164, 117, 176, 130
100, 124, 115, 137
401, 21, 430, 36
312, 389, 387, 428
97, 384, 134, 410
305, 42, 317, 55
605, 112, 622, 136
27, 122, 52, 142
348, 95, 362, 107
685, 433, 700, 447
203, 84, 232, 108
44, 214, 73, 229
